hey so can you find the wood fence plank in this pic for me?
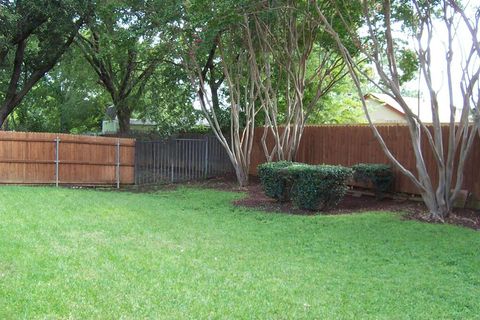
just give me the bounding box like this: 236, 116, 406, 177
0, 132, 135, 185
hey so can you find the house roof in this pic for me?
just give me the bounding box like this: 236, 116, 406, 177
365, 92, 460, 123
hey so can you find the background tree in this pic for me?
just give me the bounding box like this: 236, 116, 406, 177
75, 0, 182, 134
6, 47, 108, 133
136, 61, 200, 137
316, 0, 480, 220
307, 78, 364, 124
0, 0, 93, 128
180, 0, 238, 131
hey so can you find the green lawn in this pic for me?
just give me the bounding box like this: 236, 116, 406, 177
0, 186, 479, 319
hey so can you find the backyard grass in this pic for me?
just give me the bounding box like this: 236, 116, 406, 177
0, 186, 479, 319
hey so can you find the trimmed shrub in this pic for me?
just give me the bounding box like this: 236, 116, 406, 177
287, 164, 353, 211
257, 161, 295, 202
352, 163, 394, 198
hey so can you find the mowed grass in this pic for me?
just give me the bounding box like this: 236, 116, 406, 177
0, 186, 479, 319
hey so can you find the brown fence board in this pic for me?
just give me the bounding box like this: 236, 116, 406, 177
0, 131, 135, 185
250, 124, 480, 200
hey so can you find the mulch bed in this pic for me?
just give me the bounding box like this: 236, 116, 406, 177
233, 183, 480, 230
233, 183, 423, 215
194, 176, 480, 230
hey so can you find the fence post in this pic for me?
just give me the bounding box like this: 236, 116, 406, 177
116, 139, 120, 189
134, 140, 138, 185
170, 139, 174, 183
54, 137, 60, 187
204, 136, 209, 178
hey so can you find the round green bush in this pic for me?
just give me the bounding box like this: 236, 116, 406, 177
257, 161, 295, 202
287, 164, 352, 211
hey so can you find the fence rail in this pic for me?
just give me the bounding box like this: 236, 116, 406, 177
0, 131, 135, 185
135, 135, 233, 185
250, 124, 480, 201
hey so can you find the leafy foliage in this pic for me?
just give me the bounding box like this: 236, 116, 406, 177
0, 0, 94, 126
258, 162, 352, 211
308, 77, 364, 124
288, 164, 352, 211
0, 0, 367, 142
352, 163, 394, 198
257, 161, 295, 202
8, 45, 108, 133
75, 0, 186, 134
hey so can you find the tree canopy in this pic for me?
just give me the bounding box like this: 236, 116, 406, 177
0, 0, 94, 127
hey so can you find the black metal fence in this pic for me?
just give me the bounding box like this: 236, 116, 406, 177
135, 135, 234, 185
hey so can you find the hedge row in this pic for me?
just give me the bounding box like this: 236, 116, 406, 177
351, 163, 394, 198
258, 162, 394, 211
258, 162, 352, 211
257, 161, 295, 202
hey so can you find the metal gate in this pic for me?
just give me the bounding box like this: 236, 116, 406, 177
135, 136, 233, 185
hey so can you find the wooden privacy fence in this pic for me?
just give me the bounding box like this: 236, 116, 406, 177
135, 135, 233, 184
0, 131, 135, 186
250, 124, 480, 201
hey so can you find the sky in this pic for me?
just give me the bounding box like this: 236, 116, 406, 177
402, 1, 479, 115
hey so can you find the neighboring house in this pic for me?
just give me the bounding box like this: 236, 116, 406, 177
364, 93, 461, 123
102, 118, 157, 134
102, 106, 157, 134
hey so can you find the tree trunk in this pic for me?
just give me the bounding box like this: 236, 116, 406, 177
210, 82, 222, 117
116, 104, 131, 135
1, 116, 9, 131
234, 166, 249, 188
0, 107, 10, 129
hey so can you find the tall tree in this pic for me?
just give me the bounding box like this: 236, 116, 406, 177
184, 0, 260, 186
0, 0, 93, 128
316, 0, 479, 220
188, 30, 259, 186
137, 61, 200, 137
75, 0, 181, 134
180, 0, 236, 131
243, 0, 361, 161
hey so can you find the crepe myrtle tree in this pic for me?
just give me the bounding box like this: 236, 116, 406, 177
187, 30, 260, 187
242, 0, 358, 162
316, 0, 479, 220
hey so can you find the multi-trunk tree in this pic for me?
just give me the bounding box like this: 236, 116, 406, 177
243, 0, 360, 161
187, 30, 259, 187
184, 0, 261, 186
316, 0, 479, 220
184, 0, 363, 186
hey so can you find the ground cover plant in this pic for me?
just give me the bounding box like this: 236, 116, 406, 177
0, 186, 479, 318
